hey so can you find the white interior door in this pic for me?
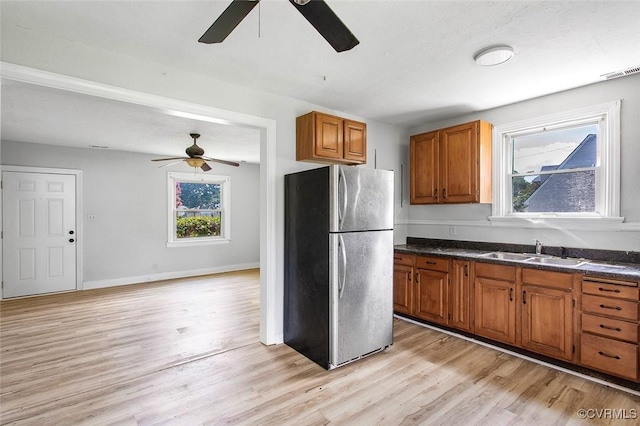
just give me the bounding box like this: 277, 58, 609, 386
2, 171, 77, 298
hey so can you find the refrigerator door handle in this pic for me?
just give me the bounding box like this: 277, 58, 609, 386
338, 234, 347, 299
338, 167, 348, 230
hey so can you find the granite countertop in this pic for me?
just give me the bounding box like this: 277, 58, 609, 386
395, 243, 640, 282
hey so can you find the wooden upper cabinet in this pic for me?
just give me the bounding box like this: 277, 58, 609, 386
296, 111, 366, 165
343, 119, 367, 163
410, 131, 439, 204
410, 120, 492, 204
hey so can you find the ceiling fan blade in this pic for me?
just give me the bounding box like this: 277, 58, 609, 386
201, 162, 212, 172
199, 0, 260, 44
288, 0, 359, 52
202, 156, 241, 167
152, 157, 188, 162
158, 160, 184, 169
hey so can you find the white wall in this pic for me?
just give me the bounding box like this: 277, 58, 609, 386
405, 73, 640, 251
0, 23, 406, 341
1, 140, 261, 287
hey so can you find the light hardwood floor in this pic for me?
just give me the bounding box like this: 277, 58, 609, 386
1, 269, 638, 425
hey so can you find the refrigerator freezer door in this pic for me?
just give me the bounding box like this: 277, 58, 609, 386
330, 166, 394, 233
329, 230, 394, 367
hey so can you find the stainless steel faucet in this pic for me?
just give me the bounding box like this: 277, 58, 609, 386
535, 239, 543, 255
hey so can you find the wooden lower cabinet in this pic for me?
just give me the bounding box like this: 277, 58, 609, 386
393, 263, 413, 316
414, 268, 448, 325
520, 285, 574, 361
450, 260, 471, 331
580, 333, 638, 381
394, 252, 640, 383
579, 275, 639, 381
474, 277, 517, 345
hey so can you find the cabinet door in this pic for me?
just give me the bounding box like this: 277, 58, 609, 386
414, 269, 448, 324
521, 285, 574, 361
343, 120, 367, 163
439, 121, 478, 203
450, 260, 471, 331
393, 264, 413, 316
410, 131, 439, 204
314, 113, 344, 160
474, 277, 516, 345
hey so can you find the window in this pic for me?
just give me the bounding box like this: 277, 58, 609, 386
167, 172, 230, 247
490, 101, 622, 227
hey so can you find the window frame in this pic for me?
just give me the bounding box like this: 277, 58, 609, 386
167, 171, 231, 247
489, 100, 623, 228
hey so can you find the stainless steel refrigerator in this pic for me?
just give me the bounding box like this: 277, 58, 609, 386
284, 165, 394, 370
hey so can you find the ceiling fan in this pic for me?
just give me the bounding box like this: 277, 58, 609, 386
198, 0, 359, 53
152, 133, 240, 171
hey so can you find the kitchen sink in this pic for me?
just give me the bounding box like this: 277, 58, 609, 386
524, 257, 589, 267
478, 252, 534, 261
478, 251, 590, 268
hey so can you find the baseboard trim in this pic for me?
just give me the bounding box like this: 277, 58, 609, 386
82, 263, 259, 290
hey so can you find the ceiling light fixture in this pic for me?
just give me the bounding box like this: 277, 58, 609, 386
474, 45, 515, 66
185, 158, 205, 168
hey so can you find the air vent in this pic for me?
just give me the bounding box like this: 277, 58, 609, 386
601, 65, 640, 80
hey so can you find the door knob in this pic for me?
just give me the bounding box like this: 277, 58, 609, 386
69, 238, 75, 243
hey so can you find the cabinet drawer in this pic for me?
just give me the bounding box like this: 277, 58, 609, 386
582, 294, 639, 321
582, 280, 639, 301
475, 262, 515, 281
580, 333, 638, 381
415, 256, 449, 272
522, 268, 573, 290
581, 313, 638, 343
393, 253, 414, 266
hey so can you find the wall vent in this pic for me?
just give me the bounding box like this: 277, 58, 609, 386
601, 65, 640, 80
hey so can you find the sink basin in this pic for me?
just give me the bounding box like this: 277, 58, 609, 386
479, 252, 534, 261
524, 257, 589, 267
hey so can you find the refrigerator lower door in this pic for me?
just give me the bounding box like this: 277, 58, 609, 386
329, 230, 393, 368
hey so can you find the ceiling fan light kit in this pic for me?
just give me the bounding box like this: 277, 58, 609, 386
474, 45, 515, 66
151, 133, 240, 171
199, 0, 359, 52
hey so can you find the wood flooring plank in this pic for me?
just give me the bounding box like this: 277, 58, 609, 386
2, 268, 639, 425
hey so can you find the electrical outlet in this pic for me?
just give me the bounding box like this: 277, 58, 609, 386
449, 225, 456, 236
87, 214, 96, 220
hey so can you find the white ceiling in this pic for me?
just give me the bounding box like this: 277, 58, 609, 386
2, 0, 640, 162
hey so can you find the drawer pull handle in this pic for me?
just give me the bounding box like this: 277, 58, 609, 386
598, 351, 621, 360
598, 287, 621, 293
599, 324, 622, 332
394, 257, 402, 261
509, 288, 513, 302
423, 261, 437, 265
599, 304, 622, 311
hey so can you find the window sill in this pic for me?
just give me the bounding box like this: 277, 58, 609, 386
488, 216, 625, 231
167, 238, 231, 248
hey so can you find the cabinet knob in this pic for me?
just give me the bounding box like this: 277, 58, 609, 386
69, 238, 75, 243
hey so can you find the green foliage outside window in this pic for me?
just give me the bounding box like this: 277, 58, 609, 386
176, 215, 221, 238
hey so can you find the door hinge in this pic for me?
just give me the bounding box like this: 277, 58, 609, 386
573, 345, 576, 354
572, 299, 576, 308
448, 313, 452, 320
476, 190, 480, 196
